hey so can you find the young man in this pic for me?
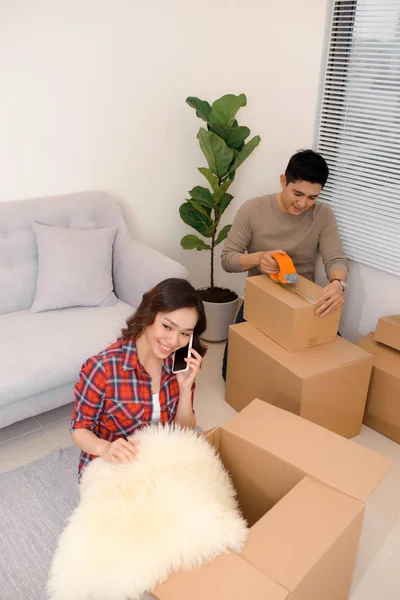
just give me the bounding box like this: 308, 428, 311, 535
220, 149, 348, 380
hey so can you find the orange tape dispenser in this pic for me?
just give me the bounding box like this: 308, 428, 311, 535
269, 252, 299, 285
269, 252, 315, 303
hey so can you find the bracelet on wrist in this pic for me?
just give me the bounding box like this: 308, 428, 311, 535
330, 278, 347, 292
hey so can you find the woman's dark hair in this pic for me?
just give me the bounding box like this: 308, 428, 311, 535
285, 149, 329, 188
120, 278, 207, 356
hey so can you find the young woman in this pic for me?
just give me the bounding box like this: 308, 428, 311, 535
71, 278, 207, 482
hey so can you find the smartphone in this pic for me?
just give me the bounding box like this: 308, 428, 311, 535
172, 335, 193, 374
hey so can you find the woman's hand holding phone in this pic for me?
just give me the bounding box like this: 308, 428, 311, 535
176, 348, 202, 390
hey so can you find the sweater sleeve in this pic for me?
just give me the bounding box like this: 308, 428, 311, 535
220, 201, 253, 272
319, 207, 349, 278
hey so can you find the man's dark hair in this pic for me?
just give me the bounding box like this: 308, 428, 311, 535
285, 150, 329, 188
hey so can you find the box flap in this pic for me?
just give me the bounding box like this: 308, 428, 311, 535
222, 400, 390, 502
203, 427, 221, 451
374, 315, 400, 350
233, 322, 372, 378
378, 314, 400, 327
152, 552, 289, 600
357, 334, 400, 380
247, 274, 322, 308
242, 477, 363, 595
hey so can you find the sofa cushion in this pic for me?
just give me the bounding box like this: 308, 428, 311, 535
0, 300, 134, 408
31, 223, 117, 313
0, 192, 128, 315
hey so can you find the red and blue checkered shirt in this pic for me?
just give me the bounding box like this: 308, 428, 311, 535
71, 338, 191, 481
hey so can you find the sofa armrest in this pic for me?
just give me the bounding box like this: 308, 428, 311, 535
113, 236, 188, 308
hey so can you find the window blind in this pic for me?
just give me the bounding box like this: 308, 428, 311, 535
317, 0, 400, 276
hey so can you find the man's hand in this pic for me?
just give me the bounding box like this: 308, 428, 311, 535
314, 280, 344, 318
259, 249, 286, 275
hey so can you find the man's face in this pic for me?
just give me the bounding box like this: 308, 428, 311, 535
279, 175, 322, 216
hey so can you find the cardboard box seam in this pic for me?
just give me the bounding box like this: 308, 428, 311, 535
235, 552, 291, 597
305, 355, 373, 379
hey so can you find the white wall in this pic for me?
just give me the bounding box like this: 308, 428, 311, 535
1, 0, 397, 339
316, 259, 400, 342
342, 263, 400, 341
0, 0, 329, 298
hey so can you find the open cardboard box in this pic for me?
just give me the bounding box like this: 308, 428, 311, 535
226, 322, 373, 438
244, 274, 341, 351
153, 400, 390, 600
357, 333, 400, 443
374, 315, 400, 352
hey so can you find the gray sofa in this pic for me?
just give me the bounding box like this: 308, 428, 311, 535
0, 191, 188, 428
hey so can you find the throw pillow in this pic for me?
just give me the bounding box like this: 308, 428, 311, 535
31, 222, 117, 312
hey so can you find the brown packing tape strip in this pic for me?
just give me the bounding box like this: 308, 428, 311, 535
286, 286, 316, 304
278, 284, 316, 304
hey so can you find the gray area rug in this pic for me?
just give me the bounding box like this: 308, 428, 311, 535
1, 429, 204, 599
0, 446, 80, 600
0, 446, 164, 600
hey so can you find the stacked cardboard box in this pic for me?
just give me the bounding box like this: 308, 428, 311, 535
374, 315, 400, 351
154, 400, 390, 600
357, 315, 400, 443
226, 275, 374, 438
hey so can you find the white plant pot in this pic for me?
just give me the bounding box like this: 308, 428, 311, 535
200, 292, 239, 342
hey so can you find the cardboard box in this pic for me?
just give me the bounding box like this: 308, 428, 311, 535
244, 274, 342, 351
226, 322, 373, 438
153, 553, 289, 600
153, 400, 390, 600
374, 315, 400, 352
357, 333, 400, 443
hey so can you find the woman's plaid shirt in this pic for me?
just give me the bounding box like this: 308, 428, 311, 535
71, 338, 187, 480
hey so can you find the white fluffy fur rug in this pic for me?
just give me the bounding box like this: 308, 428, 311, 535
48, 424, 248, 600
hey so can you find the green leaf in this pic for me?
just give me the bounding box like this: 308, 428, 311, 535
197, 128, 234, 178
213, 178, 234, 203
179, 202, 213, 237
230, 135, 261, 171
215, 193, 233, 226
219, 193, 234, 216
227, 126, 250, 149
209, 94, 247, 127
186, 97, 212, 122
187, 199, 211, 218
215, 224, 232, 246
189, 186, 216, 210
198, 167, 219, 192
181, 234, 211, 251
209, 124, 250, 150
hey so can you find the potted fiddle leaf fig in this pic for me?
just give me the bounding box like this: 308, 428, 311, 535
180, 93, 261, 341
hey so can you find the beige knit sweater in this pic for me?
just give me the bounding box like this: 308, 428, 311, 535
221, 193, 348, 281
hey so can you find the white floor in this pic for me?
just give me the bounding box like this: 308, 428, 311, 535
1, 341, 399, 598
